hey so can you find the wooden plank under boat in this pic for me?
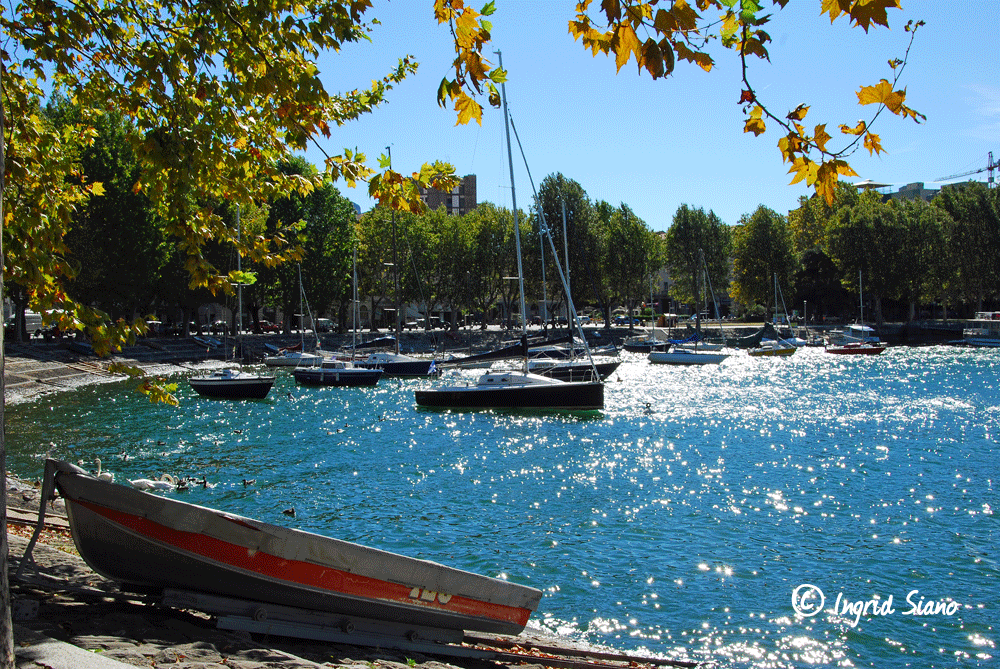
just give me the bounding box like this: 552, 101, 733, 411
44, 459, 540, 636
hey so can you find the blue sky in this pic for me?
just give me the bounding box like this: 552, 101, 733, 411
309, 1, 999, 231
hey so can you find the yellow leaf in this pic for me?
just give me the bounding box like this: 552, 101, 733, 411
787, 157, 818, 186
839, 120, 867, 136
744, 117, 766, 136
857, 79, 904, 113
820, 0, 852, 23
847, 0, 900, 32
454, 93, 483, 126
863, 131, 884, 156
614, 23, 640, 72
787, 104, 809, 122
813, 124, 831, 153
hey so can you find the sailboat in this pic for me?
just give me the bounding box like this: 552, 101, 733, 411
263, 265, 325, 367
650, 250, 730, 365
825, 271, 886, 355
748, 274, 797, 357
415, 52, 604, 411
293, 247, 383, 387
354, 147, 439, 378
190, 206, 276, 399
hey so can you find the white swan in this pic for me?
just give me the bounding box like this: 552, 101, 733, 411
129, 477, 174, 491
94, 458, 114, 483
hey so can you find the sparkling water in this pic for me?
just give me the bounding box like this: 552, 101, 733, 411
6, 346, 997, 667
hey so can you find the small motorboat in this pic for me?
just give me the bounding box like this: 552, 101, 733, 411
27, 460, 541, 638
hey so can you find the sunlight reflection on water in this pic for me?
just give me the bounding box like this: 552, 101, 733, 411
5, 345, 998, 667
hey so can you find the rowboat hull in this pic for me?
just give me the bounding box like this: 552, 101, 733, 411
48, 460, 539, 636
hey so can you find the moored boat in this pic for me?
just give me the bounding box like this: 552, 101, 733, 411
962, 311, 1000, 347
825, 341, 886, 355
292, 359, 383, 387
355, 351, 439, 377
415, 371, 604, 411
35, 459, 541, 636
747, 339, 797, 357
526, 358, 621, 382
189, 368, 275, 399
648, 349, 730, 365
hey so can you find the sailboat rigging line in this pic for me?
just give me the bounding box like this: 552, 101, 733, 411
507, 112, 599, 375
297, 264, 320, 351
700, 249, 725, 341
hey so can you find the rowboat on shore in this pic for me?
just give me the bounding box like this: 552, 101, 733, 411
28, 459, 541, 637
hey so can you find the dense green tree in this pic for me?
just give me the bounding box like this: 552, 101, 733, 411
730, 205, 795, 318
787, 183, 860, 256
53, 104, 170, 322
893, 198, 947, 321
793, 248, 850, 322
826, 191, 904, 325
533, 174, 600, 317
933, 182, 1000, 312
464, 203, 516, 330
664, 204, 730, 327
600, 205, 662, 333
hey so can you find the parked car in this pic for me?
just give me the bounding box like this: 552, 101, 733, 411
315, 318, 333, 333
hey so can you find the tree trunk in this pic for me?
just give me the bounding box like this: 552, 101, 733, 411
1, 63, 17, 668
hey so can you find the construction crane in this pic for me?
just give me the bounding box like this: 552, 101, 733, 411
936, 151, 997, 186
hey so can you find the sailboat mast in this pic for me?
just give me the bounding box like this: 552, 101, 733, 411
353, 245, 359, 351
497, 51, 528, 342
387, 146, 401, 354
236, 205, 243, 361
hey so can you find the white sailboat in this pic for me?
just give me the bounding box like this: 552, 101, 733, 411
651, 250, 730, 365
415, 52, 603, 411
826, 271, 886, 355
263, 264, 325, 367
748, 274, 797, 357
293, 247, 383, 387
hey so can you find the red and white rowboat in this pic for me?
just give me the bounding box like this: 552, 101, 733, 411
38, 459, 540, 636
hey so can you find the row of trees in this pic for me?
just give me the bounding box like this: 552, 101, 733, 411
5, 104, 672, 336
725, 181, 1000, 326
8, 103, 998, 339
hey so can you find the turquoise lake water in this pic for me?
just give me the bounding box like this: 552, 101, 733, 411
5, 345, 998, 668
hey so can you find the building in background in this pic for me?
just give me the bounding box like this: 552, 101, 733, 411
419, 174, 477, 216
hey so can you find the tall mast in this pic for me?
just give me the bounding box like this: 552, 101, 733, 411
387, 146, 401, 354
497, 51, 528, 344
236, 205, 243, 362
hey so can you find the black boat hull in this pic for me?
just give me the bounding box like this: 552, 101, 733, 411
189, 377, 274, 399
415, 381, 603, 411
530, 361, 621, 382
